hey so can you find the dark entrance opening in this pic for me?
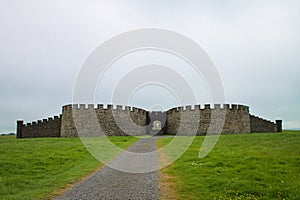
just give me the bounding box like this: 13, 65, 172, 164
146, 111, 167, 135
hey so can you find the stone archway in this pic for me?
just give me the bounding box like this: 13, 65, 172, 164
152, 120, 162, 130
146, 111, 167, 135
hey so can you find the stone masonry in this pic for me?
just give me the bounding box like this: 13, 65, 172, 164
16, 104, 282, 138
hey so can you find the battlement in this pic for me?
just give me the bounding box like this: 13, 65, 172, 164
250, 114, 278, 133
22, 115, 61, 127
62, 104, 147, 114
250, 115, 274, 123
17, 115, 61, 138
166, 104, 249, 114
60, 104, 148, 137
17, 103, 280, 138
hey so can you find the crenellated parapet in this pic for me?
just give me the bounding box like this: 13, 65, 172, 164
16, 115, 61, 138
16, 103, 281, 138
166, 104, 251, 135
250, 115, 281, 133
166, 104, 249, 112
21, 116, 60, 127
60, 104, 147, 137
62, 104, 147, 113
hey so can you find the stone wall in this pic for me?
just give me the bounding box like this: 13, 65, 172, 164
16, 115, 61, 138
16, 103, 281, 138
166, 104, 251, 135
60, 104, 78, 137
60, 104, 147, 137
222, 104, 251, 134
250, 115, 277, 133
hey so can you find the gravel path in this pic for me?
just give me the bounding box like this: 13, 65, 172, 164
56, 137, 160, 200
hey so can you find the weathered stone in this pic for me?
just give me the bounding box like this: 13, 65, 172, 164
16, 104, 281, 138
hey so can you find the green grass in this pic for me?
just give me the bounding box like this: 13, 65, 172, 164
0, 136, 138, 200
157, 131, 300, 200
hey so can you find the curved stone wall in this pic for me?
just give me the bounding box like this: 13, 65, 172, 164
16, 103, 282, 138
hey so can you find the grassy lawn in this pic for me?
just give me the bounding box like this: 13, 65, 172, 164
0, 136, 138, 200
157, 131, 300, 200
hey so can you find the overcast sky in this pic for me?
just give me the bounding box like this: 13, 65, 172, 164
1, 0, 299, 133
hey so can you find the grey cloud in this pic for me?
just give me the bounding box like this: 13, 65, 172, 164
0, 0, 299, 132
